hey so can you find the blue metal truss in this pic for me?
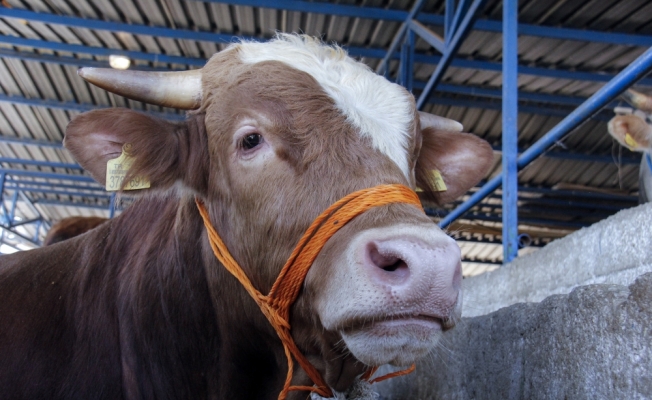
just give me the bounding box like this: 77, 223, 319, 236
438, 44, 652, 242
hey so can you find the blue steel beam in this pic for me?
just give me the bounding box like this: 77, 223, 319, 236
4, 6, 652, 61
0, 94, 185, 121
0, 157, 82, 170
447, 0, 472, 41
426, 95, 612, 121
0, 35, 206, 67
0, 49, 167, 71
4, 36, 652, 87
193, 1, 652, 47
3, 184, 110, 199
439, 45, 652, 228
416, 0, 487, 109
376, 0, 426, 75
517, 186, 638, 202
502, 0, 519, 262
407, 19, 445, 54
0, 168, 95, 182
32, 199, 109, 210
489, 146, 641, 165
0, 8, 253, 45
444, 0, 455, 45
0, 134, 63, 148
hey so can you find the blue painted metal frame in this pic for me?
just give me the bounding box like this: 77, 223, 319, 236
416, 0, 487, 109
376, 0, 426, 75
439, 45, 652, 229
502, 0, 519, 262
192, 1, 652, 47
5, 39, 651, 88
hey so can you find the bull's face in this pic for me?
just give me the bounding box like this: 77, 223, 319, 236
65, 35, 494, 391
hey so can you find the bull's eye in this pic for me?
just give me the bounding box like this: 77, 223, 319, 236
241, 133, 263, 150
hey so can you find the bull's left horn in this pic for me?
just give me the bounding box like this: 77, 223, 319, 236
622, 89, 652, 113
78, 68, 203, 110
418, 111, 463, 132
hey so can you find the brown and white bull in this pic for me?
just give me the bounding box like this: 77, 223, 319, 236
608, 89, 652, 203
0, 35, 493, 399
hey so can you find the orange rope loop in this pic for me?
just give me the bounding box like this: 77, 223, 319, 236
196, 184, 423, 400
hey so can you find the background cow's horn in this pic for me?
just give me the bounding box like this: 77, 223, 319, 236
418, 111, 464, 132
78, 68, 203, 110
622, 89, 652, 113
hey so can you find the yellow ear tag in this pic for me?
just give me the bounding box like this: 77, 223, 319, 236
105, 143, 151, 191
624, 133, 639, 150
431, 169, 448, 192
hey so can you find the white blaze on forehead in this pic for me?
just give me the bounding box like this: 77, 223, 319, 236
233, 35, 415, 179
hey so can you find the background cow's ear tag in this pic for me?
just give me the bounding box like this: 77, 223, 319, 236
431, 169, 448, 192
105, 143, 151, 191
624, 133, 639, 149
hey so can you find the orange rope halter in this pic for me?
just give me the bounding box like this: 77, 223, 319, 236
195, 184, 423, 399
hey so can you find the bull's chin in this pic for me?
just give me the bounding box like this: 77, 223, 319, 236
340, 317, 443, 366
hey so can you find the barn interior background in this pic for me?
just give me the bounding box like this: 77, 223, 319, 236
0, 0, 651, 277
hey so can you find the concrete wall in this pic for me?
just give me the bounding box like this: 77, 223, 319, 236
376, 272, 652, 399
374, 203, 652, 399
463, 202, 652, 317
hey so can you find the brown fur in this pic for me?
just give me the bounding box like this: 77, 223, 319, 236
0, 50, 493, 399
43, 216, 108, 246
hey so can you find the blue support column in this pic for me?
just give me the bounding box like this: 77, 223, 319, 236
109, 192, 117, 219
416, 0, 487, 109
375, 0, 426, 75
502, 0, 519, 263
445, 0, 455, 45
399, 29, 415, 92
439, 45, 652, 228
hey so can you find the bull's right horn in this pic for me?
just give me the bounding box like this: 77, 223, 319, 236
622, 89, 652, 113
78, 68, 203, 110
418, 111, 464, 132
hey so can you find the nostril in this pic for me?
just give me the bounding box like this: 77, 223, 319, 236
381, 258, 406, 272
366, 242, 410, 282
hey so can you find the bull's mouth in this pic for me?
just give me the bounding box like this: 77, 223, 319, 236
341, 313, 445, 334
337, 313, 448, 366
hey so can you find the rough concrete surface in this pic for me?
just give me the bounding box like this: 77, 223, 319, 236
463, 202, 652, 317
376, 273, 652, 400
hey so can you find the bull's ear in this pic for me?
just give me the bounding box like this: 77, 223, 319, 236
64, 108, 208, 193
416, 127, 494, 205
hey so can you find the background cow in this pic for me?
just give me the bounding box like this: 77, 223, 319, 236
0, 35, 493, 400
42, 216, 108, 246
608, 89, 652, 203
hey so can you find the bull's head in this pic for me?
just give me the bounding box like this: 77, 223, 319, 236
64, 35, 494, 394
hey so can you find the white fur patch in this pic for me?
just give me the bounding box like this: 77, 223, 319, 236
232, 34, 414, 180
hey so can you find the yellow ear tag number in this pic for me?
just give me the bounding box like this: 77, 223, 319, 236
624, 133, 639, 150
431, 169, 448, 192
105, 144, 151, 191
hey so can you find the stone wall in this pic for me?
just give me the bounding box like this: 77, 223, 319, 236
463, 202, 652, 317
376, 273, 652, 399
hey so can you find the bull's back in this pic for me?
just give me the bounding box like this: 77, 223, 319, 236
0, 229, 123, 399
